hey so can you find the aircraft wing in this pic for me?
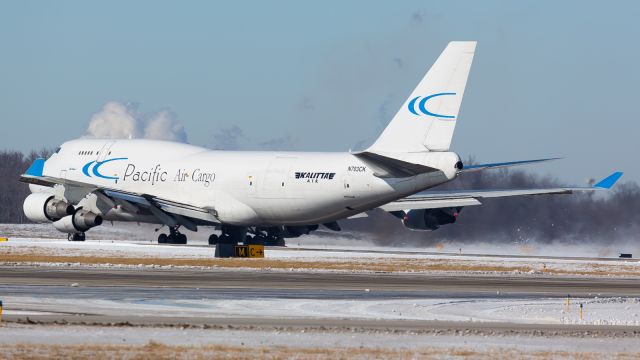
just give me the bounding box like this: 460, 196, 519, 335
102, 189, 218, 226
20, 159, 218, 229
378, 172, 623, 212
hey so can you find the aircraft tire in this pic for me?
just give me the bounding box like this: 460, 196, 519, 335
177, 233, 187, 244
158, 234, 168, 243
265, 237, 285, 247
248, 235, 266, 245
208, 234, 218, 245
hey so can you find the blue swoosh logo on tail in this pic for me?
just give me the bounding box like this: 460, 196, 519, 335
407, 92, 457, 118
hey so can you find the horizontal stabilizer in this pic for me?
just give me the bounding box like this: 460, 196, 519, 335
352, 151, 438, 178
460, 158, 560, 173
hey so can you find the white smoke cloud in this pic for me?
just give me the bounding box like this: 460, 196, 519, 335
85, 101, 187, 142
143, 109, 187, 142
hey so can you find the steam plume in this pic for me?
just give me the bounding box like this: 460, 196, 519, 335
85, 101, 187, 142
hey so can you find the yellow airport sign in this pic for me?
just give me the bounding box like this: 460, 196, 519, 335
0, 237, 8, 242
235, 245, 264, 258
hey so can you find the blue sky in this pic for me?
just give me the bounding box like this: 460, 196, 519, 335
1, 1, 639, 184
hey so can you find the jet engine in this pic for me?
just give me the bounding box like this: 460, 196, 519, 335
401, 207, 462, 231
23, 193, 74, 223
53, 209, 103, 233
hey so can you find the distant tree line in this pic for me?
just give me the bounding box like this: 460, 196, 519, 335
345, 166, 640, 245
0, 149, 52, 223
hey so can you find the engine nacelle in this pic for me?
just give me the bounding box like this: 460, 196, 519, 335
23, 193, 74, 223
53, 209, 103, 233
402, 207, 461, 231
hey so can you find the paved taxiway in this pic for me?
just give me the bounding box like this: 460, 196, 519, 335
2, 266, 640, 296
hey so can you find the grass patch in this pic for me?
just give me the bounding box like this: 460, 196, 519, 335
0, 252, 531, 272
2, 248, 640, 276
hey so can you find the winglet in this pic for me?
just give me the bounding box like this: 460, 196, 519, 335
593, 172, 623, 189
24, 158, 45, 177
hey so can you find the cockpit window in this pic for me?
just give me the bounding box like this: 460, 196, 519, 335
55, 147, 61, 154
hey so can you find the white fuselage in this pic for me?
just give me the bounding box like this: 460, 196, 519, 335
41, 139, 459, 226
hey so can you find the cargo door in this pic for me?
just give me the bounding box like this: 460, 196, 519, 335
260, 157, 293, 199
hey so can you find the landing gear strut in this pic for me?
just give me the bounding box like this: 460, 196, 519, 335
157, 225, 187, 244
265, 237, 285, 247
263, 227, 286, 247
68, 232, 85, 241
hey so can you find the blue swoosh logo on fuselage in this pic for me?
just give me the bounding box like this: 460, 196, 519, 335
82, 157, 128, 180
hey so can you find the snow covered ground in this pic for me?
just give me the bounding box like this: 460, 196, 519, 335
2, 224, 640, 357
2, 223, 639, 259
1, 322, 640, 356
4, 294, 639, 326
2, 227, 640, 324
3, 238, 640, 327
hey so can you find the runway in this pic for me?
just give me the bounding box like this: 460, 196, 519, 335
2, 265, 640, 333
3, 265, 640, 296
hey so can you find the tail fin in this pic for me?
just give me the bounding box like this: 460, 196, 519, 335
368, 41, 476, 153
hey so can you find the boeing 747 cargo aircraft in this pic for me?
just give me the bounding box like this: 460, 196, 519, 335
20, 42, 622, 245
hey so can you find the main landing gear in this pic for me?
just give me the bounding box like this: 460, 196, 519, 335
67, 232, 85, 241
207, 226, 286, 247
157, 225, 187, 244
